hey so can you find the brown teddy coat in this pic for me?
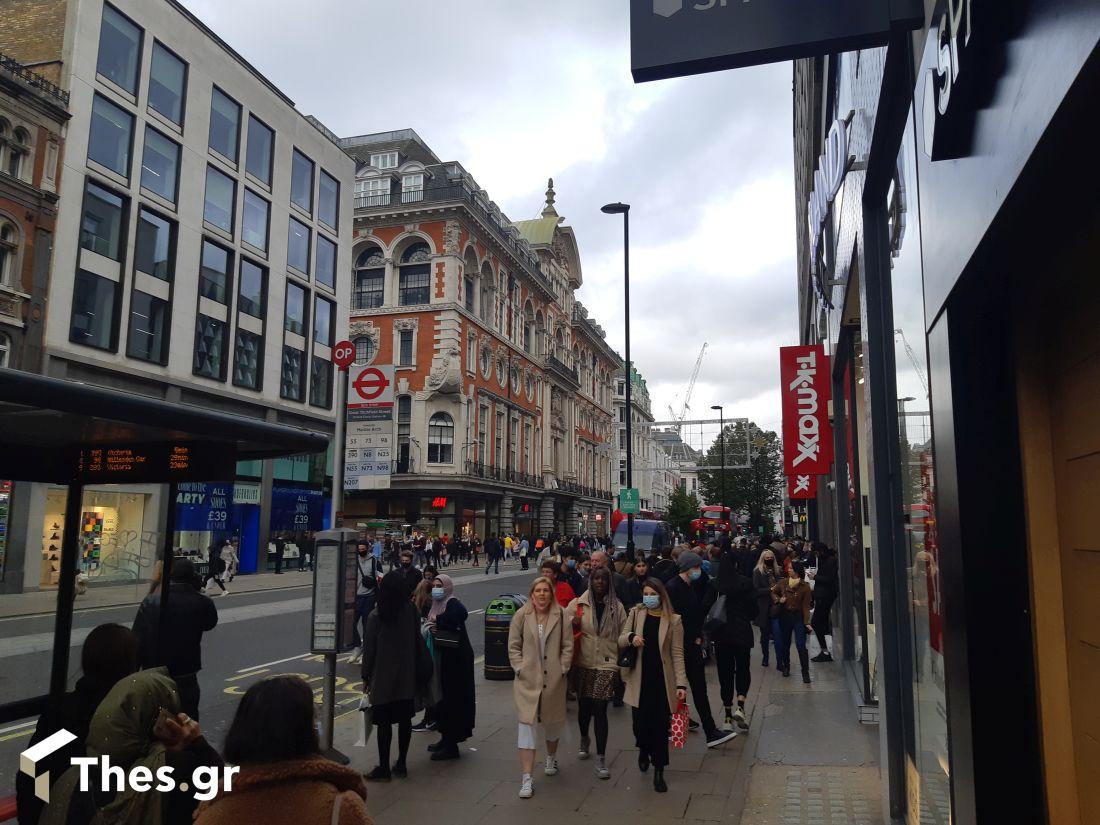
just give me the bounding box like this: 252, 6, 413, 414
507, 601, 574, 726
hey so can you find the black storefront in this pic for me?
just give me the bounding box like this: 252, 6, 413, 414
794, 2, 1100, 823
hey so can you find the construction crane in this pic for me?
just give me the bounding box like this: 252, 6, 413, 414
673, 343, 707, 433
894, 329, 928, 395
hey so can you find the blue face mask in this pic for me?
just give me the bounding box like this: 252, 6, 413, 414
431, 587, 446, 601
701, 560, 712, 574
642, 594, 661, 610
689, 568, 703, 581
566, 559, 576, 569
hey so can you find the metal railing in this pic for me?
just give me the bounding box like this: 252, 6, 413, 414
546, 354, 579, 384
464, 460, 543, 490
353, 183, 554, 293
0, 52, 69, 106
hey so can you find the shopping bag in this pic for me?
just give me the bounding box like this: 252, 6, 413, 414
353, 693, 373, 747
703, 594, 727, 636
669, 700, 689, 749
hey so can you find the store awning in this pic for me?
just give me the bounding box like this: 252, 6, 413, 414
0, 367, 329, 483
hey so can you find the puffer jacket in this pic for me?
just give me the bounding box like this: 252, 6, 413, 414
566, 590, 627, 671
193, 757, 371, 825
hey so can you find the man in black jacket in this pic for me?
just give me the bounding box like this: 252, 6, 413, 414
666, 551, 736, 748
132, 558, 218, 719
483, 533, 502, 574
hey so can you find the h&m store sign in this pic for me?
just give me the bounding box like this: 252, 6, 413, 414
631, 0, 922, 82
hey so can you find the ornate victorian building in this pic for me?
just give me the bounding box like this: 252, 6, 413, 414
341, 128, 617, 538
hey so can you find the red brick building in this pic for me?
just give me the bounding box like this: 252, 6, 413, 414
0, 50, 68, 370
341, 129, 618, 538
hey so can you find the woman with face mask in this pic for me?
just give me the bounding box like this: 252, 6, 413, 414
619, 578, 688, 793
425, 575, 475, 760
753, 549, 784, 668
771, 561, 814, 683
624, 558, 650, 607
508, 576, 574, 799
566, 566, 627, 778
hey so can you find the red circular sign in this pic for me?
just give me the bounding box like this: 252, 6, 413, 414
352, 367, 389, 401
332, 340, 355, 370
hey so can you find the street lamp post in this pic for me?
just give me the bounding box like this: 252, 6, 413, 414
602, 202, 633, 556
711, 404, 725, 530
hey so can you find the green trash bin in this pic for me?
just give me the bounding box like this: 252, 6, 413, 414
484, 594, 527, 680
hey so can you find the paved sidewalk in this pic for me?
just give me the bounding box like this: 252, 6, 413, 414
0, 558, 523, 619
334, 638, 883, 825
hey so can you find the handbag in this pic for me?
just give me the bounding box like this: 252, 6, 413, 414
617, 606, 640, 668
669, 700, 689, 749
433, 626, 461, 649
703, 594, 727, 636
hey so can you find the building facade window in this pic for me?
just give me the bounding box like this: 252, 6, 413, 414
134, 208, 173, 280
140, 127, 180, 202
233, 328, 262, 389
80, 181, 127, 260
88, 94, 134, 177
477, 403, 488, 464
96, 3, 142, 94
193, 314, 227, 379
396, 395, 412, 471
318, 170, 339, 230
314, 295, 333, 345
5, 129, 28, 180
199, 240, 231, 304
309, 355, 333, 408
208, 87, 240, 162
315, 235, 336, 290
245, 115, 273, 185
148, 42, 186, 125
70, 269, 117, 350
398, 329, 413, 366
203, 165, 236, 233
0, 331, 9, 367
290, 149, 314, 214
242, 189, 269, 251
370, 151, 397, 169
358, 177, 389, 206
238, 258, 266, 318
398, 242, 431, 305
495, 411, 504, 468
401, 174, 424, 203
0, 222, 16, 286
287, 217, 310, 274
427, 412, 454, 463
285, 281, 306, 336
126, 291, 168, 364
353, 247, 384, 309
353, 335, 376, 365
465, 276, 475, 313
280, 345, 305, 400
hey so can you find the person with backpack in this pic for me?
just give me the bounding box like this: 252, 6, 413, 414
350, 542, 381, 663
771, 560, 814, 683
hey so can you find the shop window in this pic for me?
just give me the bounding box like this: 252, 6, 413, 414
427, 412, 454, 464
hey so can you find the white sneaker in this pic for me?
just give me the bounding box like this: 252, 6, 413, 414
732, 707, 748, 730
544, 755, 559, 776
518, 774, 534, 798
349, 647, 363, 664
221, 588, 230, 597
595, 755, 610, 780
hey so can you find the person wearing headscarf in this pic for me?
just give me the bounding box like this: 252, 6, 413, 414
195, 675, 371, 825
360, 571, 425, 780
17, 624, 138, 825
425, 574, 475, 760
566, 566, 627, 779
39, 668, 222, 825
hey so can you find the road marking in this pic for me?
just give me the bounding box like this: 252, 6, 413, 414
226, 668, 268, 681
474, 655, 484, 665
0, 719, 36, 734
469, 609, 485, 614
0, 728, 33, 743
236, 652, 309, 673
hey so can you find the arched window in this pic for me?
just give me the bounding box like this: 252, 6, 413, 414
396, 394, 412, 472
353, 335, 376, 365
554, 329, 565, 360
522, 301, 535, 354
398, 241, 431, 306
463, 248, 478, 314
479, 262, 493, 324
353, 246, 385, 309
0, 331, 10, 368
427, 412, 454, 463
7, 129, 28, 179
0, 222, 16, 287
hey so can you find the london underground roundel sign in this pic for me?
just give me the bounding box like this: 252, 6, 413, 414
351, 367, 390, 402
332, 340, 355, 370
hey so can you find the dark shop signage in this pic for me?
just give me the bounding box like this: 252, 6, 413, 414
631, 0, 923, 82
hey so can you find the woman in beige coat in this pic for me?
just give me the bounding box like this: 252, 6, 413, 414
507, 576, 574, 800
619, 577, 687, 793
566, 566, 627, 779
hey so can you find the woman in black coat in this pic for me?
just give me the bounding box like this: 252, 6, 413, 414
426, 574, 475, 759
752, 548, 784, 667
705, 549, 757, 731
809, 542, 839, 661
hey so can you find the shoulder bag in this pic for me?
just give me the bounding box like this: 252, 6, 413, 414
617, 607, 639, 669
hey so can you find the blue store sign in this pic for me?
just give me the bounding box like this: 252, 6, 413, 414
175, 483, 233, 532
271, 486, 324, 532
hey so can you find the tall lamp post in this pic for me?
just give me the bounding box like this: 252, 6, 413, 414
711, 404, 726, 532
602, 202, 633, 556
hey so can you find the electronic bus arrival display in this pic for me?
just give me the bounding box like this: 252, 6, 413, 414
76, 443, 238, 483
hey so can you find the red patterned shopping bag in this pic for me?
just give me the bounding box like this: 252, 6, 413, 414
669, 700, 689, 749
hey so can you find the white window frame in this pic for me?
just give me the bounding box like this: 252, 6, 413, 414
360, 177, 390, 206
371, 151, 398, 169
394, 320, 418, 369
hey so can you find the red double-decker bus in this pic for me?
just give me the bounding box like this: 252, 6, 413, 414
690, 505, 732, 540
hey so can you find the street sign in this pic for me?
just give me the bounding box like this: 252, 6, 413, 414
345, 365, 394, 490
619, 488, 641, 515
332, 340, 355, 370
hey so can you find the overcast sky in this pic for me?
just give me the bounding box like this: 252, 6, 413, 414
181, 0, 799, 441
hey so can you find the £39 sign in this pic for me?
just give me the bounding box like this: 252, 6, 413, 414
780, 345, 833, 477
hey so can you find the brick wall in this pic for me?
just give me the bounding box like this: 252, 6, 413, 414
0, 0, 69, 85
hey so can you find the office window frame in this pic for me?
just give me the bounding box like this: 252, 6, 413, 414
79, 179, 128, 261
238, 257, 267, 319
88, 93, 135, 178
199, 238, 232, 305
232, 327, 263, 390
140, 125, 181, 203
318, 169, 339, 231
280, 345, 306, 401
313, 294, 334, 346
244, 114, 274, 186
287, 216, 310, 275
96, 2, 143, 95
284, 280, 307, 336
70, 269, 119, 351
290, 148, 315, 214
203, 164, 237, 234
208, 86, 241, 163
126, 290, 170, 365
134, 206, 175, 282
315, 233, 336, 290
147, 40, 187, 126
241, 188, 270, 252
193, 313, 229, 380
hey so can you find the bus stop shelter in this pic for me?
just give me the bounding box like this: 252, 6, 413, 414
0, 367, 329, 725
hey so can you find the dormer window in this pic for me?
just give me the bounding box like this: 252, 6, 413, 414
370, 151, 398, 170
401, 173, 424, 203
356, 177, 390, 206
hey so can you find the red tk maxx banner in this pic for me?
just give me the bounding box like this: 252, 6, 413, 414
780, 344, 833, 476
787, 474, 818, 500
